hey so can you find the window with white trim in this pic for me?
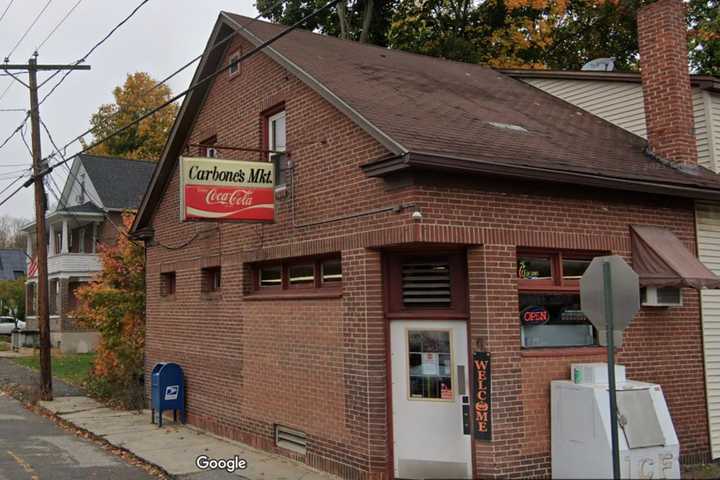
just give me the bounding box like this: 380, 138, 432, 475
267, 110, 288, 188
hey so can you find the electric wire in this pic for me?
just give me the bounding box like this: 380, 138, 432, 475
0, 0, 327, 221
35, 0, 84, 53
38, 0, 151, 94
0, 0, 15, 27
42, 0, 289, 156
43, 0, 336, 175
5, 0, 56, 61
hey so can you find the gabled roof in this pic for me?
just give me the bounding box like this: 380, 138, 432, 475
0, 249, 26, 280
133, 13, 720, 232
79, 154, 156, 210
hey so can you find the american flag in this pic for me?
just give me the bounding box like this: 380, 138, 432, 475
27, 256, 37, 278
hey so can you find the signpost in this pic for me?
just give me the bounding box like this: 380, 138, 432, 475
580, 255, 640, 480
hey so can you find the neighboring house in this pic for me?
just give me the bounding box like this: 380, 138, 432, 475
503, 61, 720, 461
130, 1, 720, 478
24, 154, 154, 353
0, 249, 26, 280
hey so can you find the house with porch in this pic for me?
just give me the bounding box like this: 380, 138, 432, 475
24, 154, 154, 353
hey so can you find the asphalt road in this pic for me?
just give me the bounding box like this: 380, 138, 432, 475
0, 392, 156, 480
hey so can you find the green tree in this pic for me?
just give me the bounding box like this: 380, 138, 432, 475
689, 0, 720, 76
277, 0, 717, 75
0, 278, 25, 320
86, 72, 178, 161
256, 0, 397, 44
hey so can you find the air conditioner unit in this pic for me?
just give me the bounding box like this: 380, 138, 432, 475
641, 287, 682, 307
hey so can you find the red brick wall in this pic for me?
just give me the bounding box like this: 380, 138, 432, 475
145, 32, 710, 480
421, 176, 708, 477
638, 0, 697, 165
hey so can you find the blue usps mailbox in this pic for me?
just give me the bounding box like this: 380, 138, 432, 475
151, 362, 185, 427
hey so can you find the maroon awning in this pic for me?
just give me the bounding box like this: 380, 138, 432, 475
630, 225, 720, 289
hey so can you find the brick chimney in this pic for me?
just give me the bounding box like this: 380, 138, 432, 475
637, 0, 697, 166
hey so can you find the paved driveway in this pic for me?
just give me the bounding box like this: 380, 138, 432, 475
0, 393, 155, 480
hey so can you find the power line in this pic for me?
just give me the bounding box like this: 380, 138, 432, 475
0, 0, 15, 27
0, 0, 331, 213
45, 0, 337, 173
44, 0, 288, 159
5, 0, 56, 61
36, 0, 84, 53
38, 0, 151, 95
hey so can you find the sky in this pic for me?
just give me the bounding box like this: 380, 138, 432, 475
0, 0, 259, 220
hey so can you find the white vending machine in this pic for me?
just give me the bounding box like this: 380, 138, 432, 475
551, 363, 680, 479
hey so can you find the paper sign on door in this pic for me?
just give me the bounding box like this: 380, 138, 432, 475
422, 353, 439, 375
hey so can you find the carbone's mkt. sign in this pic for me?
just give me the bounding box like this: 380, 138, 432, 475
179, 157, 275, 222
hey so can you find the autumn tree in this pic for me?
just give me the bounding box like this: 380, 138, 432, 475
86, 72, 178, 161
689, 0, 719, 76
75, 213, 145, 409
267, 0, 718, 75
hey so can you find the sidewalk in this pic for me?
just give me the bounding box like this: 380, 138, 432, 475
38, 396, 339, 480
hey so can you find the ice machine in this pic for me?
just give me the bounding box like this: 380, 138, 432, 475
551, 363, 679, 479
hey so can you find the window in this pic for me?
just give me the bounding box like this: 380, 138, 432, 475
259, 264, 282, 288
254, 256, 341, 292
408, 330, 453, 400
27, 283, 36, 315
288, 263, 314, 288
267, 110, 288, 188
160, 272, 176, 297
385, 252, 467, 317
321, 258, 342, 284
228, 51, 241, 77
202, 267, 221, 294
54, 230, 62, 255
517, 249, 601, 348
68, 281, 87, 312
49, 280, 59, 315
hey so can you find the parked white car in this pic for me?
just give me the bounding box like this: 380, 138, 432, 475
0, 316, 24, 335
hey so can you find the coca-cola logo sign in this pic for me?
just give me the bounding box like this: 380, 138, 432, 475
180, 156, 275, 222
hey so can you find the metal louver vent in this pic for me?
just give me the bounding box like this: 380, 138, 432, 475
275, 425, 307, 455
402, 261, 451, 307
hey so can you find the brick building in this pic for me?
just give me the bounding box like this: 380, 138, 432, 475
133, 1, 720, 478
25, 154, 154, 353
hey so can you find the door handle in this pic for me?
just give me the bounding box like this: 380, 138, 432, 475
457, 365, 466, 395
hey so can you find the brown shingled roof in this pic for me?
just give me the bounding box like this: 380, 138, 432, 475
133, 13, 720, 232
225, 13, 720, 190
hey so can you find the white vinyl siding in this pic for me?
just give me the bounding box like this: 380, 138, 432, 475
696, 201, 720, 459
523, 78, 718, 171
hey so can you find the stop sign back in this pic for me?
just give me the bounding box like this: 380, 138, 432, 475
580, 255, 640, 347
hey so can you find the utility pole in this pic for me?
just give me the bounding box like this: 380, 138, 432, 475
2, 56, 89, 401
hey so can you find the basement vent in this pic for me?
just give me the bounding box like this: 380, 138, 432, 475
275, 425, 307, 455
402, 261, 451, 307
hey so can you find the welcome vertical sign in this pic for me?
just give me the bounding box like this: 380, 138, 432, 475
473, 352, 492, 440
179, 157, 275, 222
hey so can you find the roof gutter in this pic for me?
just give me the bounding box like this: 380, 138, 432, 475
362, 151, 720, 201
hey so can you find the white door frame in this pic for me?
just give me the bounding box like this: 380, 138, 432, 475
389, 319, 473, 479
